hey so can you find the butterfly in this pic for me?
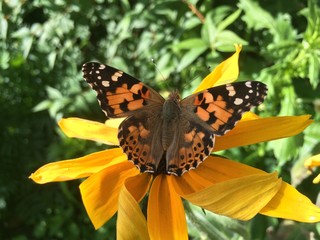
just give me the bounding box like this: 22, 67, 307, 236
82, 62, 267, 176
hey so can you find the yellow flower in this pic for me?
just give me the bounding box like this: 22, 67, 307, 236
30, 45, 320, 239
305, 154, 320, 183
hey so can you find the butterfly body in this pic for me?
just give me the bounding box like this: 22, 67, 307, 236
162, 92, 182, 150
82, 62, 267, 176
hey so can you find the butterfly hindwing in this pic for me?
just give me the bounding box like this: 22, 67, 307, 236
82, 62, 164, 118
182, 81, 267, 136
165, 117, 215, 176
118, 109, 164, 173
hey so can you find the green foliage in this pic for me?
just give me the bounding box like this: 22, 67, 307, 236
1, 0, 320, 239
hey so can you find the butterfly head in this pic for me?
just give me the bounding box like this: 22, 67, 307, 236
167, 90, 181, 104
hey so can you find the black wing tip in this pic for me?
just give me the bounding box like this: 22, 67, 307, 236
240, 81, 268, 106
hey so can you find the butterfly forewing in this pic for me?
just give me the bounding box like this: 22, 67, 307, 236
83, 62, 166, 173
182, 81, 267, 136
82, 62, 164, 118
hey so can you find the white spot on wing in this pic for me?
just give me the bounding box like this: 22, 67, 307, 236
102, 81, 110, 87
223, 129, 231, 134
99, 65, 106, 69
245, 81, 252, 88
234, 98, 243, 105
226, 84, 236, 96
111, 71, 123, 82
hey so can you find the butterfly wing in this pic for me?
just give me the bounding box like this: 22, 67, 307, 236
182, 81, 268, 135
165, 81, 267, 176
82, 62, 165, 173
118, 109, 165, 173
82, 62, 164, 118
165, 117, 215, 176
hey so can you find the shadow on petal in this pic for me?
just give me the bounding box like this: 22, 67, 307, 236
171, 156, 267, 195
124, 173, 152, 202
79, 162, 139, 229
117, 174, 151, 240
179, 172, 281, 220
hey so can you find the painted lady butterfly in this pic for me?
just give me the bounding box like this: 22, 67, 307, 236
82, 62, 267, 176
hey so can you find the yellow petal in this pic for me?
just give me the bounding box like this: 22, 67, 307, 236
169, 168, 214, 194
304, 154, 320, 168
79, 162, 139, 229
260, 181, 320, 222
180, 172, 281, 220
194, 44, 241, 93
214, 115, 312, 151
312, 174, 320, 184
304, 154, 320, 184
124, 173, 152, 202
148, 175, 188, 240
59, 118, 118, 145
172, 156, 267, 195
117, 174, 152, 240
105, 118, 125, 128
29, 148, 126, 184
241, 111, 260, 121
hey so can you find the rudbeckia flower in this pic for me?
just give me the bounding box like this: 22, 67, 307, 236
305, 154, 320, 184
30, 45, 320, 239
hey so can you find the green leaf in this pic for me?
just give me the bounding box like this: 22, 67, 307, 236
269, 137, 299, 169
176, 46, 208, 72
172, 38, 207, 50
0, 50, 9, 69
238, 0, 275, 30
217, 8, 242, 32
0, 16, 8, 39
22, 37, 33, 58
33, 100, 52, 112
186, 202, 251, 240
279, 86, 296, 116
201, 12, 217, 46
11, 26, 30, 38
48, 52, 57, 69
308, 52, 320, 89
46, 86, 63, 99
215, 30, 248, 52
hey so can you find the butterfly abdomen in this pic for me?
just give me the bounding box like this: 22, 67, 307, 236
161, 92, 182, 151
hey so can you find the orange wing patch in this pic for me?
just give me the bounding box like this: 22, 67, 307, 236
118, 114, 163, 174
167, 123, 215, 176
189, 81, 268, 135
194, 91, 234, 131
82, 62, 159, 118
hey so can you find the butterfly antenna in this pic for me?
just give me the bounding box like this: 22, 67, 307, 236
151, 58, 166, 81
151, 58, 172, 92
182, 65, 212, 90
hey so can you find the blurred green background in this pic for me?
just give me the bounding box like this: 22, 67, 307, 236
1, 0, 320, 239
